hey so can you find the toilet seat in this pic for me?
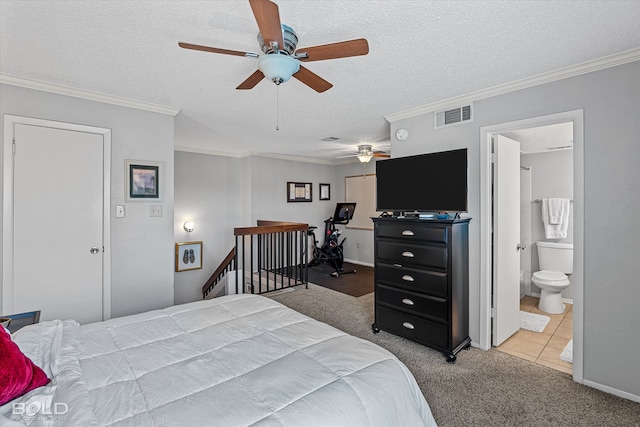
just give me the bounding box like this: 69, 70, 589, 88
532, 270, 569, 286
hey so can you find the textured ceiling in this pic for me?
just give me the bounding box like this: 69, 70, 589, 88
1, 0, 639, 162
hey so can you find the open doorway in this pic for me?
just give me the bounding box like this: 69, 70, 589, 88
494, 123, 574, 374
479, 110, 584, 383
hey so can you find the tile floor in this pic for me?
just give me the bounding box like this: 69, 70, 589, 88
496, 295, 573, 374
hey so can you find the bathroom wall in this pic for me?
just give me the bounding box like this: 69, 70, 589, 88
521, 148, 574, 299
520, 167, 532, 297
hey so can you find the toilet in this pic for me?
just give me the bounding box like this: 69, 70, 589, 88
532, 241, 573, 314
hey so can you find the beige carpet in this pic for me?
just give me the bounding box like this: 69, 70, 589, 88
271, 284, 639, 427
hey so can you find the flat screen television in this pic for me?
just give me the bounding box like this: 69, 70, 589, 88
376, 148, 468, 213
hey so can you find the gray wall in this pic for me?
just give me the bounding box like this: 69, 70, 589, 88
0, 84, 175, 318
248, 156, 336, 226
390, 61, 640, 398
173, 151, 243, 304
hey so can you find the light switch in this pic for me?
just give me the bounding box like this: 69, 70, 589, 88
116, 205, 125, 218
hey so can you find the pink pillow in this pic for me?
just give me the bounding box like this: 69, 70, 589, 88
0, 326, 50, 405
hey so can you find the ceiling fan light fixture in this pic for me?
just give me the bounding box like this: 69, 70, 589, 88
357, 154, 373, 163
258, 54, 300, 85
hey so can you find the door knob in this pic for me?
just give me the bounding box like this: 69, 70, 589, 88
516, 243, 526, 251
90, 247, 100, 254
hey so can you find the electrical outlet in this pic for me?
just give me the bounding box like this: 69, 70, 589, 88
149, 205, 163, 217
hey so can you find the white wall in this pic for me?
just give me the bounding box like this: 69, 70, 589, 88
389, 61, 640, 399
0, 84, 175, 318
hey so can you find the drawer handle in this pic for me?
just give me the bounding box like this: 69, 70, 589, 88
402, 322, 415, 330
401, 230, 415, 236
402, 298, 414, 306
402, 251, 414, 258
393, 263, 403, 268
402, 275, 414, 282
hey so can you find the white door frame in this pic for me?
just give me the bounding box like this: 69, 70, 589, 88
479, 109, 584, 383
3, 115, 112, 320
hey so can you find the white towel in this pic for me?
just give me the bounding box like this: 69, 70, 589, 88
542, 198, 570, 239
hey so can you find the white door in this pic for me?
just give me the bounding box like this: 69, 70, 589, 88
5, 121, 106, 324
492, 135, 521, 346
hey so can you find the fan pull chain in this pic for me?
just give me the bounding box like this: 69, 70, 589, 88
276, 85, 280, 131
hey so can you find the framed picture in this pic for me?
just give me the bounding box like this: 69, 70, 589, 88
125, 160, 162, 201
319, 183, 331, 200
287, 182, 312, 202
175, 241, 203, 272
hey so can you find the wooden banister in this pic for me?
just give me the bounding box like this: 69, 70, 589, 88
202, 247, 236, 296
234, 220, 308, 236
203, 220, 309, 299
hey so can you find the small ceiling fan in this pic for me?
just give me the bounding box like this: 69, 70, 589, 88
179, 0, 369, 93
339, 144, 390, 163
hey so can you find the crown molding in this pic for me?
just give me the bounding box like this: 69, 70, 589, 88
252, 152, 337, 165
385, 47, 640, 123
174, 145, 344, 165
174, 145, 248, 158
0, 74, 181, 116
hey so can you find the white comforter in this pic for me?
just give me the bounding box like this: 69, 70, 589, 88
2, 294, 436, 426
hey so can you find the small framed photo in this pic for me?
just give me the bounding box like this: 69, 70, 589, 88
125, 160, 162, 201
319, 183, 331, 200
175, 241, 203, 272
287, 182, 312, 202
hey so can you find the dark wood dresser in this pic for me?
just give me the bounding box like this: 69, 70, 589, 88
371, 217, 471, 362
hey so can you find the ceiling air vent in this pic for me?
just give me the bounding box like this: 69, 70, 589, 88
435, 103, 473, 129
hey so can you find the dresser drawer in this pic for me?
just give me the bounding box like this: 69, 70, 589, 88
377, 284, 448, 322
376, 222, 448, 243
377, 264, 448, 296
375, 306, 448, 350
377, 241, 447, 269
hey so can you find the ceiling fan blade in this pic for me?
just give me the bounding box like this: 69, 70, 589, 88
236, 70, 265, 90
337, 154, 358, 158
293, 65, 333, 93
372, 153, 390, 158
296, 38, 369, 62
249, 0, 284, 51
178, 42, 258, 58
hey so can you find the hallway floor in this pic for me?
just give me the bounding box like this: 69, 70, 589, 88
496, 296, 573, 374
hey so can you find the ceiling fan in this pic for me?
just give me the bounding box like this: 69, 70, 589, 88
178, 0, 369, 93
339, 144, 390, 163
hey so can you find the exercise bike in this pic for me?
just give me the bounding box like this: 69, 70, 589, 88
308, 203, 357, 277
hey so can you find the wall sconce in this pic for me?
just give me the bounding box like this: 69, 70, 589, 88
183, 221, 194, 232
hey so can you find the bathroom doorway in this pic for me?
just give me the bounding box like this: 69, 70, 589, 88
495, 121, 575, 374
479, 110, 584, 382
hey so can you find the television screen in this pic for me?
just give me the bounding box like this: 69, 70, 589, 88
376, 148, 467, 212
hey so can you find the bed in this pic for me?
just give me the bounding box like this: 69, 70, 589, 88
1, 294, 436, 426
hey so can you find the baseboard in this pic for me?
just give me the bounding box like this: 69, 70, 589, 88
343, 258, 374, 268
582, 380, 640, 403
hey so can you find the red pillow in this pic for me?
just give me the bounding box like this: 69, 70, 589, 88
0, 326, 50, 405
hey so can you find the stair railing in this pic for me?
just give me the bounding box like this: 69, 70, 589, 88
202, 220, 309, 299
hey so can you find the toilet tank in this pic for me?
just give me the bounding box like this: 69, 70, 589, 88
537, 241, 573, 273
